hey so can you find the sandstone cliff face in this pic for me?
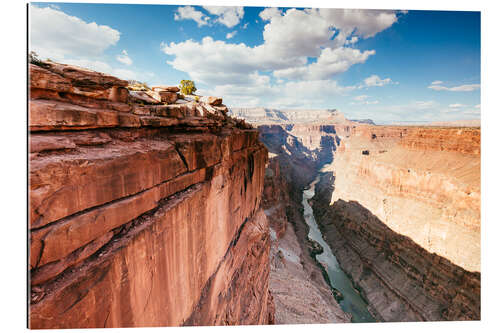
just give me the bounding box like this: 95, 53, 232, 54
28, 62, 272, 328
311, 124, 480, 321
312, 175, 480, 321
258, 124, 340, 189
331, 125, 480, 272
229, 107, 348, 125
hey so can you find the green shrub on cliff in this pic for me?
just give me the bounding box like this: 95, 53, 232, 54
179, 80, 197, 95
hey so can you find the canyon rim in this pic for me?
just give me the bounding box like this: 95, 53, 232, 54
27, 2, 481, 330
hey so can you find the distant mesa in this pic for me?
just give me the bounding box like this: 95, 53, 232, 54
390, 119, 480, 127
228, 107, 351, 125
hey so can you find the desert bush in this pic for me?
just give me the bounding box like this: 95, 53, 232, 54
179, 80, 197, 95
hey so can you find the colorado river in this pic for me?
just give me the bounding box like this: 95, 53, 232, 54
302, 177, 376, 323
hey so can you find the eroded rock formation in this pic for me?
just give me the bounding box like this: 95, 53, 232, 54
239, 107, 480, 323
330, 125, 480, 272
311, 124, 481, 321
28, 62, 272, 328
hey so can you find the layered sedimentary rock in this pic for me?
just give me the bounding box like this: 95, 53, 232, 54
229, 107, 349, 125
258, 124, 341, 188
28, 62, 272, 328
330, 125, 480, 272
229, 105, 481, 323
263, 157, 349, 324
311, 124, 480, 321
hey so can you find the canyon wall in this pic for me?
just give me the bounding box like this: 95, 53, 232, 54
330, 125, 480, 272
311, 124, 480, 321
28, 62, 273, 328
255, 125, 351, 323
229, 107, 347, 125
258, 124, 341, 188
263, 157, 350, 324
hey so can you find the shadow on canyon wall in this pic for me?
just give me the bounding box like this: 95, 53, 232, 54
311, 171, 480, 322
258, 124, 338, 189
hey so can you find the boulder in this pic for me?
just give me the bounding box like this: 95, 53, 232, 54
200, 96, 223, 106
129, 91, 161, 104
151, 86, 180, 93
144, 90, 162, 102
159, 91, 178, 104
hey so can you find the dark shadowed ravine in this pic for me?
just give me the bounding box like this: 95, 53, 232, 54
302, 176, 376, 323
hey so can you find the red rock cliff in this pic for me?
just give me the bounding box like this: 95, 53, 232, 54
331, 125, 480, 272
28, 62, 273, 328
311, 124, 480, 321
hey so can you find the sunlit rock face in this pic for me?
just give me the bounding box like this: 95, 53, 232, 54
230, 104, 481, 323
229, 107, 349, 125
28, 62, 273, 328
330, 125, 480, 272
309, 124, 480, 322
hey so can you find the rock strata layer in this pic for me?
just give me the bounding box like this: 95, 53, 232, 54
29, 62, 272, 328
311, 124, 480, 322
330, 125, 480, 272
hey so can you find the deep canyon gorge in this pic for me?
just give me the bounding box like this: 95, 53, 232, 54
28, 62, 480, 328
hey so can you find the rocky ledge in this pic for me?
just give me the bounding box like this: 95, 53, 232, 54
28, 61, 272, 328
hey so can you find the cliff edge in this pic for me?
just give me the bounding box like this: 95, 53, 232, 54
28, 61, 273, 328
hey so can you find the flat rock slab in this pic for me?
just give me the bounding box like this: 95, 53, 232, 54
152, 85, 180, 92
42, 62, 128, 89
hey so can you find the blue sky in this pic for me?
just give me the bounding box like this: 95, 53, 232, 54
30, 2, 480, 123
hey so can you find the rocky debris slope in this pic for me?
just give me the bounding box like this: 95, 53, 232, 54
310, 124, 480, 321
28, 61, 271, 328
262, 157, 349, 324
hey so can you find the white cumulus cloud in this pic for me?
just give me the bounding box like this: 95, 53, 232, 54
116, 50, 132, 65
174, 6, 209, 27
317, 8, 400, 38
203, 6, 244, 28
360, 75, 394, 88
162, 8, 399, 86
162, 7, 401, 107
30, 5, 120, 60
273, 47, 375, 80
